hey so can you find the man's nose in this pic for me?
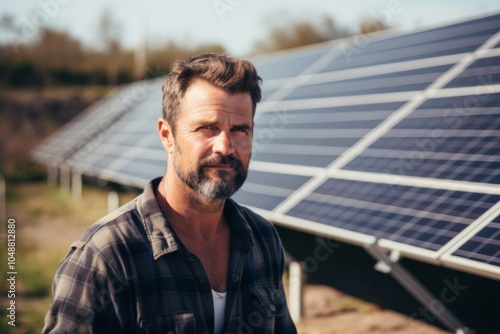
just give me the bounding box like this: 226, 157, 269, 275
213, 131, 235, 156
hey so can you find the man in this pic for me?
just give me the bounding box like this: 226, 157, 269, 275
43, 54, 297, 333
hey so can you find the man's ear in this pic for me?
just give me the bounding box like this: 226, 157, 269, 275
158, 118, 175, 154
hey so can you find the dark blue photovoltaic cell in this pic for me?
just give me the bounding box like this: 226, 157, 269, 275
231, 191, 285, 211
346, 14, 500, 56
66, 83, 164, 180
282, 65, 452, 100
452, 215, 500, 266
444, 55, 500, 88
417, 92, 500, 109
264, 137, 360, 147
116, 160, 166, 181
261, 88, 279, 100
251, 152, 335, 167
130, 157, 165, 168
78, 155, 117, 170
244, 171, 310, 190
252, 102, 407, 168
394, 114, 499, 130
283, 81, 425, 100
255, 102, 405, 121
32, 87, 130, 163
303, 102, 404, 114
252, 102, 405, 165
232, 171, 310, 210
321, 14, 500, 73
71, 142, 127, 166
369, 136, 499, 155
104, 133, 151, 146
253, 48, 328, 80
345, 93, 500, 184
345, 156, 500, 184
232, 170, 310, 210
36, 77, 165, 166
272, 120, 383, 129
286, 178, 500, 251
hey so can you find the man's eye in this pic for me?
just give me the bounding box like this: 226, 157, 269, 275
233, 127, 250, 134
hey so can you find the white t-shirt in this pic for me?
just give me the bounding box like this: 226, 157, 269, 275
211, 289, 227, 334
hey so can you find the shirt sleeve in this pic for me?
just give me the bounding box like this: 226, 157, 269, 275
42, 243, 130, 333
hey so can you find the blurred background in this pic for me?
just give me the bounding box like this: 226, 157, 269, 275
2, 0, 500, 180
1, 1, 500, 333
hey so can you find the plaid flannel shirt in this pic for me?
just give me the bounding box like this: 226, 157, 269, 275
42, 177, 297, 334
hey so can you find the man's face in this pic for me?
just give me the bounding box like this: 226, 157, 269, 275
171, 78, 253, 201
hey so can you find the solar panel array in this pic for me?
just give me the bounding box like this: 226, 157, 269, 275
32, 11, 500, 280
33, 78, 168, 188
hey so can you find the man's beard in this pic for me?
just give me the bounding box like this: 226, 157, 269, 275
173, 145, 249, 202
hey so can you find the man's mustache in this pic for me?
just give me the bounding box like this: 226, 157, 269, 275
200, 155, 243, 169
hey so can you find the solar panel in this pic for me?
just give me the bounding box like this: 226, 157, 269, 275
32, 81, 160, 166
231, 171, 311, 211
319, 13, 500, 73
344, 94, 500, 184
280, 64, 453, 100
252, 44, 331, 81
32, 11, 500, 280
444, 54, 500, 88
285, 178, 500, 252
251, 101, 405, 168
61, 79, 167, 187
439, 202, 500, 277
452, 218, 500, 266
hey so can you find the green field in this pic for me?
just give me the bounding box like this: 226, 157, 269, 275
2, 180, 136, 333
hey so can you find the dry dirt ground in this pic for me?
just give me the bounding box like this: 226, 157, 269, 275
295, 285, 448, 334
6, 182, 450, 333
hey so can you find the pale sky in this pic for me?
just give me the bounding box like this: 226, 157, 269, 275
2, 0, 500, 56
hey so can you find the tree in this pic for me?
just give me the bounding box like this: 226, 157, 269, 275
32, 28, 85, 67
253, 15, 352, 54
145, 41, 226, 78
99, 10, 122, 86
358, 17, 389, 35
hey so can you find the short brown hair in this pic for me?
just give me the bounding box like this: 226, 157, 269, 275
161, 53, 262, 133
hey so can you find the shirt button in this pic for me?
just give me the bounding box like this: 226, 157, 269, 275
199, 278, 207, 284
232, 274, 240, 282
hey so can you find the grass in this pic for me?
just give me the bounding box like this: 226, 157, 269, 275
3, 180, 136, 333
17, 245, 64, 297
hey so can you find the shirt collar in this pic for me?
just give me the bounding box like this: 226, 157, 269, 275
138, 177, 254, 260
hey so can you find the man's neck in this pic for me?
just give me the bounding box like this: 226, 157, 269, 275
156, 175, 226, 242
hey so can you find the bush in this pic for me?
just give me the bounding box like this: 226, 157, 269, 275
8, 61, 42, 87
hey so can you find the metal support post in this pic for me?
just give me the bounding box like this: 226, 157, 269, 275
108, 191, 119, 213
47, 165, 58, 187
60, 166, 71, 194
289, 261, 304, 323
364, 242, 473, 334
71, 171, 82, 202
